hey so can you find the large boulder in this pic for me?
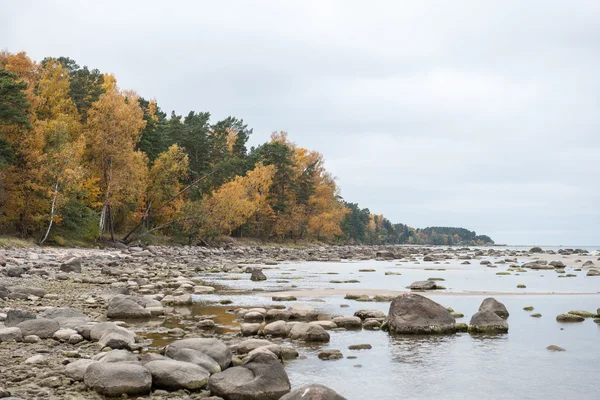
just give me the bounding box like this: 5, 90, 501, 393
84, 362, 151, 397
165, 338, 232, 370
209, 351, 290, 400
17, 318, 59, 339
5, 310, 36, 327
385, 293, 456, 334
93, 349, 139, 363
107, 295, 152, 319
145, 359, 210, 391
263, 321, 288, 337
60, 257, 82, 273
65, 359, 98, 381
40, 307, 89, 328
280, 384, 347, 400
89, 322, 136, 349
288, 305, 319, 321
288, 323, 330, 342
478, 298, 509, 319
331, 316, 362, 330
469, 310, 509, 333
167, 348, 221, 374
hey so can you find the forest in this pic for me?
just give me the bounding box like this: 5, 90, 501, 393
0, 51, 494, 247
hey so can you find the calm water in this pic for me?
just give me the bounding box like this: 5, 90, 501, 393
191, 255, 600, 400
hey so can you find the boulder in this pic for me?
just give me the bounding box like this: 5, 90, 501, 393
279, 384, 347, 400
263, 320, 288, 337
0, 327, 23, 342
84, 362, 151, 397
209, 351, 290, 400
385, 293, 455, 334
17, 318, 59, 339
60, 258, 82, 273
65, 359, 97, 381
145, 359, 210, 390
587, 269, 600, 276
549, 261, 565, 268
40, 307, 89, 328
165, 338, 232, 370
167, 348, 221, 374
318, 349, 343, 360
93, 349, 139, 363
288, 323, 330, 342
237, 339, 280, 356
107, 295, 152, 319
251, 269, 267, 281
288, 304, 319, 321
407, 280, 437, 290
556, 314, 585, 322
89, 322, 136, 349
53, 328, 78, 341
468, 310, 509, 333
478, 298, 509, 319
331, 316, 362, 330
353, 309, 386, 320
529, 247, 543, 253
5, 310, 36, 327
6, 266, 24, 277
241, 323, 261, 336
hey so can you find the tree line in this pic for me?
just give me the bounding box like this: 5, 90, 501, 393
0, 51, 494, 246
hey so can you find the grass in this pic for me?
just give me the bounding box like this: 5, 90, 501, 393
0, 236, 35, 248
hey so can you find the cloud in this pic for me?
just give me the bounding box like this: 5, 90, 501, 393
2, 0, 599, 245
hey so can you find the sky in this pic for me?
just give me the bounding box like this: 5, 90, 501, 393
2, 0, 599, 245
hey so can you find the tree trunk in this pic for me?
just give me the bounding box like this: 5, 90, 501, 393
40, 179, 59, 244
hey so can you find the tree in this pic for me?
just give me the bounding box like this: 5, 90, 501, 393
0, 69, 30, 167
85, 74, 147, 239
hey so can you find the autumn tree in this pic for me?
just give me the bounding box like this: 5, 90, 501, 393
85, 74, 147, 239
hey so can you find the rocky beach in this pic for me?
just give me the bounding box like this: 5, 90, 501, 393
0, 244, 599, 400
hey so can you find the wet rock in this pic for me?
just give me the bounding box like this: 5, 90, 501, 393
331, 316, 362, 330
272, 295, 297, 301
64, 359, 98, 381
567, 310, 598, 318
318, 349, 343, 360
556, 314, 584, 322
407, 280, 437, 290
468, 310, 509, 333
529, 247, 543, 253
251, 269, 267, 281
17, 318, 59, 339
244, 311, 265, 323
145, 359, 210, 390
288, 323, 330, 342
353, 309, 386, 320
547, 345, 566, 352
362, 319, 382, 330
586, 269, 600, 276
478, 298, 509, 319
549, 261, 565, 268
5, 310, 36, 327
288, 304, 319, 321
280, 347, 299, 361
167, 348, 221, 374
0, 327, 23, 342
84, 361, 151, 397
385, 293, 456, 334
309, 320, 337, 330
209, 351, 290, 400
165, 338, 232, 370
348, 344, 372, 350
266, 309, 292, 321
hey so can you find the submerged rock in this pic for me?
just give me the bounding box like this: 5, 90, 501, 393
546, 345, 566, 352
385, 293, 456, 334
556, 314, 585, 322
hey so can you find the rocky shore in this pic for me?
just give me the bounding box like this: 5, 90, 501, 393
0, 244, 598, 399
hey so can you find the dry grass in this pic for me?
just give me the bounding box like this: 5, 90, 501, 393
0, 236, 35, 248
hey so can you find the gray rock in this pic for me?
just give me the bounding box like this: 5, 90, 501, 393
318, 349, 343, 360
385, 293, 456, 334
5, 310, 36, 327
16, 318, 59, 339
93, 349, 139, 363
0, 327, 23, 342
89, 322, 136, 349
407, 280, 437, 290
65, 359, 98, 381
167, 348, 221, 374
209, 351, 290, 400
107, 295, 152, 319
60, 257, 82, 273
40, 307, 89, 328
353, 309, 386, 320
145, 359, 210, 390
165, 338, 232, 370
6, 266, 24, 277
469, 310, 509, 333
279, 384, 347, 400
251, 269, 267, 281
478, 298, 509, 319
288, 323, 330, 342
331, 316, 362, 330
241, 323, 261, 336
263, 320, 288, 337
84, 361, 151, 397
237, 339, 281, 356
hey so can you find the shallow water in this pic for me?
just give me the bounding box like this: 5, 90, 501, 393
190, 258, 600, 399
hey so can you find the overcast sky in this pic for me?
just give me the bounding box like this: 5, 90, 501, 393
2, 0, 599, 245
